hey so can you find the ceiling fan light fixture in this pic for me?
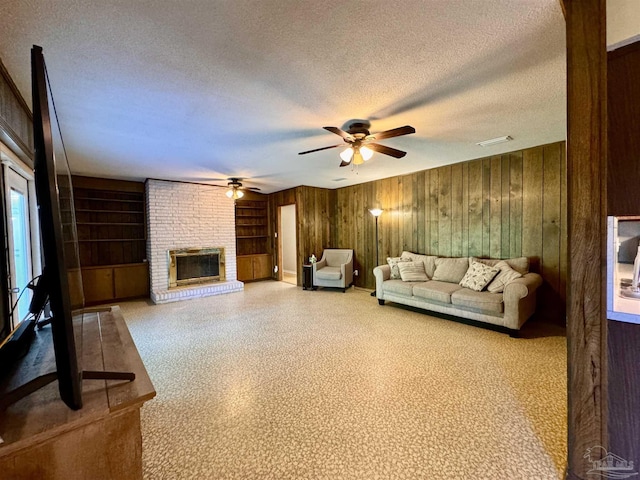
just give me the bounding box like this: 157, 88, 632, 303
340, 147, 354, 162
226, 187, 244, 199
360, 146, 374, 161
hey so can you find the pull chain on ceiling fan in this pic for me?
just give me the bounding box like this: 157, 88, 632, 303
298, 122, 416, 167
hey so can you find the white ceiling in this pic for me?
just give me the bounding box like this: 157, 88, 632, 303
0, 1, 566, 194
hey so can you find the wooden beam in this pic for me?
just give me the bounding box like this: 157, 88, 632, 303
564, 0, 608, 478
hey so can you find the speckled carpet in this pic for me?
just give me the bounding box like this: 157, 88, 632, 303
120, 280, 567, 480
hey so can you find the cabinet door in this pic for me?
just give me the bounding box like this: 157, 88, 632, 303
237, 256, 254, 281
114, 263, 149, 299
82, 267, 114, 304
252, 254, 272, 279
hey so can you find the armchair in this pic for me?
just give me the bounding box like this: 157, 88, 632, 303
312, 249, 354, 292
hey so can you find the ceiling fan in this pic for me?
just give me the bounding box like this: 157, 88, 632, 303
298, 121, 416, 167
217, 178, 261, 199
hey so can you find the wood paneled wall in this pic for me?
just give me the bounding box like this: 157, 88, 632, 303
0, 58, 33, 164
331, 141, 566, 318
268, 186, 335, 281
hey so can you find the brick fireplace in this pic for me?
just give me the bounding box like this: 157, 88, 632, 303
146, 179, 243, 303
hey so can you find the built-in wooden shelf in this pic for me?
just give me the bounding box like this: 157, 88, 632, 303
72, 176, 149, 303
77, 222, 143, 226
235, 198, 270, 281
78, 238, 146, 243
76, 209, 144, 214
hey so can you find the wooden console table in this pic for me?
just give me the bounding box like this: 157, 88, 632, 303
0, 306, 155, 480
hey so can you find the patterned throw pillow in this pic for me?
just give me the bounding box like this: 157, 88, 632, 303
459, 261, 500, 292
387, 256, 412, 279
486, 260, 523, 293
397, 260, 428, 282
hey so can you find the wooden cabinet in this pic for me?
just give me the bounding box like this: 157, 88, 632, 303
82, 263, 149, 304
72, 176, 149, 304
237, 254, 271, 281
235, 197, 271, 281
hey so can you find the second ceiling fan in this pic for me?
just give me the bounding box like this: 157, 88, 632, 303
298, 121, 416, 167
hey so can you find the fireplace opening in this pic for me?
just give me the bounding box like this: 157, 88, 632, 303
168, 247, 225, 288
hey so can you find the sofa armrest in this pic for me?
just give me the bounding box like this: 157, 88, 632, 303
503, 273, 543, 330
373, 264, 391, 298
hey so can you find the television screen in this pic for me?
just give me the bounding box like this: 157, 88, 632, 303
31, 45, 85, 410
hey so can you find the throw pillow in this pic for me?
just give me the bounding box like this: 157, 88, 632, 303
401, 251, 437, 278
432, 257, 471, 283
486, 260, 523, 293
459, 261, 500, 292
387, 256, 412, 279
398, 260, 428, 282
470, 256, 529, 275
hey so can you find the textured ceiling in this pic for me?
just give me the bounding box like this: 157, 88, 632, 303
0, 1, 566, 193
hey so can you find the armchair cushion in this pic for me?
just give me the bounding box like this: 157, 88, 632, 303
316, 266, 342, 280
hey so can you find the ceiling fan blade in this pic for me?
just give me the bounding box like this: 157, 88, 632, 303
324, 126, 354, 141
367, 143, 407, 158
371, 125, 416, 141
298, 144, 343, 155
242, 186, 261, 191
339, 160, 351, 167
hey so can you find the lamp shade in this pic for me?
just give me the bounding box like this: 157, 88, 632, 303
360, 146, 373, 161
369, 208, 383, 217
340, 147, 353, 162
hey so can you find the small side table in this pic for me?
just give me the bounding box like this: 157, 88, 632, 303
302, 264, 315, 290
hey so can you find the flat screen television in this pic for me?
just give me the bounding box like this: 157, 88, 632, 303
31, 44, 84, 409
0, 46, 133, 411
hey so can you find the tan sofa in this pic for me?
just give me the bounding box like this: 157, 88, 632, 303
373, 251, 543, 336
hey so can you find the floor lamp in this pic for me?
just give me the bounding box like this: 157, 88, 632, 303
369, 208, 383, 296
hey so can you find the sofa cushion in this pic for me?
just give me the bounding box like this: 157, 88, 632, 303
470, 256, 530, 275
382, 279, 420, 296
459, 261, 500, 292
413, 280, 462, 304
315, 266, 342, 280
451, 289, 504, 315
387, 256, 412, 279
486, 260, 523, 293
398, 261, 429, 282
401, 251, 437, 278
432, 257, 470, 284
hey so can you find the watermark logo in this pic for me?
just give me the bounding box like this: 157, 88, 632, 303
585, 446, 638, 479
